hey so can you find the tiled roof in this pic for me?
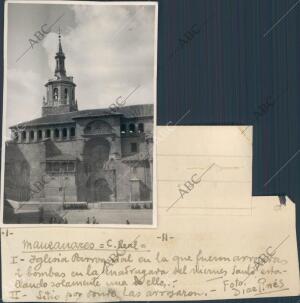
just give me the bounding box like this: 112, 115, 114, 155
12, 104, 153, 128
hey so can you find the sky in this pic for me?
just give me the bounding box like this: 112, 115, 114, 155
5, 2, 156, 138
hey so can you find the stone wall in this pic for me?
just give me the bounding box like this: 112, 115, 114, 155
4, 114, 153, 203
5, 142, 45, 201
42, 104, 77, 116
42, 173, 77, 202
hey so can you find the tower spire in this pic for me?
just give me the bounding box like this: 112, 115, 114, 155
43, 28, 78, 117
58, 27, 63, 53
55, 28, 66, 78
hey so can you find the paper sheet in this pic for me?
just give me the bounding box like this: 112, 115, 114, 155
1, 126, 299, 302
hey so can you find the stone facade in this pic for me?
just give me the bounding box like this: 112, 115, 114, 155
4, 34, 153, 204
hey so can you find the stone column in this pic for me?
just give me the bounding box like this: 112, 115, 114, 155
59, 128, 63, 141
50, 129, 54, 140
67, 128, 71, 140
25, 131, 30, 143
33, 130, 38, 142
48, 85, 53, 105
18, 131, 22, 143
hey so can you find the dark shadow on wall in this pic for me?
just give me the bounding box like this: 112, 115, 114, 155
4, 143, 30, 201
86, 177, 113, 202
44, 138, 63, 158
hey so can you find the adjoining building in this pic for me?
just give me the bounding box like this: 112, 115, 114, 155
4, 34, 153, 206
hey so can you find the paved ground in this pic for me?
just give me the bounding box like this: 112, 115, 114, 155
8, 202, 153, 225
56, 209, 153, 225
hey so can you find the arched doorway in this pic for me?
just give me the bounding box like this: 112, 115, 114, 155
86, 177, 112, 202
83, 137, 113, 202
83, 137, 110, 171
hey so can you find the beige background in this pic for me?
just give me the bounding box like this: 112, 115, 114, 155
1, 126, 300, 302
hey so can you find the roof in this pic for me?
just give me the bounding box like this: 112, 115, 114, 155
11, 104, 153, 128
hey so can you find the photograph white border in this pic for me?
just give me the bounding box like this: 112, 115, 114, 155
1, 0, 158, 229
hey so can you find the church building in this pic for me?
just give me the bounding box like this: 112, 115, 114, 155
4, 34, 153, 205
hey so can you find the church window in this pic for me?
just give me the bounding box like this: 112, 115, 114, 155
46, 129, 51, 138
30, 130, 34, 140
46, 162, 52, 172
62, 162, 67, 172
53, 162, 59, 172
64, 88, 68, 99
84, 163, 91, 174
62, 128, 67, 138
38, 130, 42, 140
68, 162, 75, 172
121, 124, 126, 134
70, 127, 76, 137
131, 142, 138, 153
138, 123, 144, 133
22, 131, 26, 140
54, 128, 60, 138
129, 123, 135, 133
53, 88, 58, 100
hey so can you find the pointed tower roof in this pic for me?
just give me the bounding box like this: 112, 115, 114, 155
42, 29, 78, 116
57, 27, 64, 55
55, 28, 66, 78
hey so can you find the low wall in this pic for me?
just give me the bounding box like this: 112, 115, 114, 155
88, 201, 152, 209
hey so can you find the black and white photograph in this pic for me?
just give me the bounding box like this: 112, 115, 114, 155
1, 1, 157, 226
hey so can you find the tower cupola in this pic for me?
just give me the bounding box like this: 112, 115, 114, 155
42, 29, 78, 117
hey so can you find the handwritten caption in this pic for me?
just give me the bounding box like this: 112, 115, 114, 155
5, 233, 291, 301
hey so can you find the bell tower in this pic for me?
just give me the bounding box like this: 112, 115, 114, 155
42, 29, 78, 117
